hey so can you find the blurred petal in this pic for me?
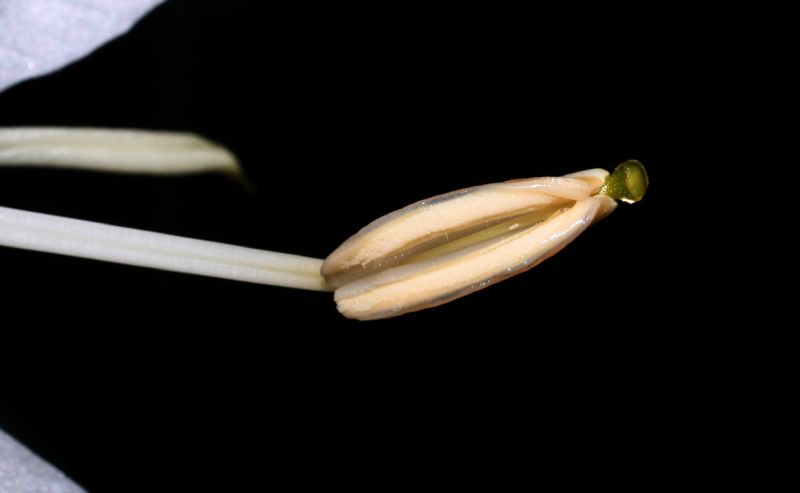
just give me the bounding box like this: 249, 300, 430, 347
0, 0, 164, 92
0, 428, 87, 493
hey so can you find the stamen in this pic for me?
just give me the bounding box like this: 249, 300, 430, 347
0, 127, 241, 176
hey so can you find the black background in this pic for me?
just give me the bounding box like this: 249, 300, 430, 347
0, 1, 795, 489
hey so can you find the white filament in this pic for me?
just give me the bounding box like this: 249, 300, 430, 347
0, 127, 241, 176
0, 205, 330, 291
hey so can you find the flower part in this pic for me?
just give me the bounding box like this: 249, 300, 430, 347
322, 167, 631, 320
0, 127, 241, 176
0, 428, 86, 493
0, 204, 330, 292
0, 0, 164, 92
599, 159, 649, 203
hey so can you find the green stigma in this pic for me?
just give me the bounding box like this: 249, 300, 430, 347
599, 160, 649, 203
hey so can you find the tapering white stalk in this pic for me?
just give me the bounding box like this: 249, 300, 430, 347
0, 128, 241, 176
0, 205, 330, 291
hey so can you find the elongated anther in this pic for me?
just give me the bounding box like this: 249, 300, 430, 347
323, 163, 647, 320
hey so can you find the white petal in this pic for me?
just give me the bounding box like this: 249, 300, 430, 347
0, 0, 164, 92
0, 428, 87, 493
